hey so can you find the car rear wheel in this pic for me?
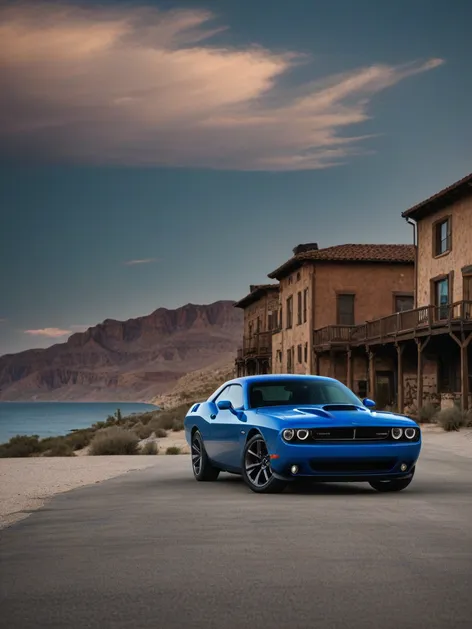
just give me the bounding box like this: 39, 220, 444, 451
191, 431, 220, 482
369, 467, 415, 492
242, 434, 287, 494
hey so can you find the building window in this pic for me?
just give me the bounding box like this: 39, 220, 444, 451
304, 343, 308, 363
277, 350, 282, 362
303, 288, 308, 323
286, 296, 293, 328
248, 322, 253, 337
297, 291, 302, 325
337, 294, 355, 325
296, 271, 301, 282
463, 274, 472, 301
297, 344, 302, 363
288, 275, 293, 285
256, 316, 261, 333
287, 348, 293, 373
394, 294, 414, 312
433, 217, 452, 256
434, 277, 449, 319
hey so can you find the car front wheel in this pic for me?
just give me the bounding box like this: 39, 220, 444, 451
191, 431, 220, 482
242, 434, 287, 494
369, 467, 415, 492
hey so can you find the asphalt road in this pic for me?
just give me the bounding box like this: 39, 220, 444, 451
2, 438, 472, 629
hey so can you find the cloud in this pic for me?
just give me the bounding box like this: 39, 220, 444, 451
124, 258, 158, 266
0, 2, 444, 171
24, 328, 72, 338
0, 319, 6, 324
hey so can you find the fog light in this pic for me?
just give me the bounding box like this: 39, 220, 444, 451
291, 465, 299, 475
296, 429, 309, 441
400, 463, 408, 472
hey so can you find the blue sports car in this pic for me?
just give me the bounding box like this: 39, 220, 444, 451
184, 374, 421, 494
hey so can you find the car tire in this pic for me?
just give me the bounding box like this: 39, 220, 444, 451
242, 434, 287, 494
369, 467, 415, 492
191, 431, 220, 482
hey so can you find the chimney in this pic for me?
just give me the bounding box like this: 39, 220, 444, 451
292, 243, 319, 256
249, 285, 257, 292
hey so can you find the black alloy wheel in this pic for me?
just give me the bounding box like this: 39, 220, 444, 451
242, 434, 287, 494
191, 431, 220, 482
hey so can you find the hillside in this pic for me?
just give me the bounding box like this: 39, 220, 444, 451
0, 301, 242, 402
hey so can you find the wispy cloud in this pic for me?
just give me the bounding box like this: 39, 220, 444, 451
124, 258, 158, 266
24, 328, 72, 338
0, 2, 444, 171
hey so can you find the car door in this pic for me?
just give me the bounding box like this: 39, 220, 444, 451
210, 384, 244, 469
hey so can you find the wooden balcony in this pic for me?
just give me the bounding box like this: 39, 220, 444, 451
236, 331, 273, 361
313, 325, 357, 350
314, 301, 472, 350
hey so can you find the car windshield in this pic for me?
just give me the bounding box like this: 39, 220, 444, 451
248, 378, 362, 408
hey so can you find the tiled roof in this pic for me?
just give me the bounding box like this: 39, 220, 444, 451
268, 244, 415, 279
402, 172, 472, 220
234, 284, 279, 309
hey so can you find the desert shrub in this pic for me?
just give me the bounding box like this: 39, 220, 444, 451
132, 422, 154, 439
147, 405, 189, 432
141, 441, 158, 455
171, 418, 184, 432
166, 446, 181, 455
436, 407, 471, 432
0, 435, 42, 458
89, 427, 139, 455
65, 429, 94, 450
419, 402, 439, 424
154, 427, 167, 438
43, 442, 76, 457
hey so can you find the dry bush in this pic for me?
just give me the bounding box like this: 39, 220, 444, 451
89, 427, 139, 455
154, 428, 167, 438
0, 435, 42, 458
132, 423, 154, 439
166, 446, 181, 455
43, 442, 76, 457
419, 402, 439, 424
141, 441, 158, 455
436, 407, 472, 432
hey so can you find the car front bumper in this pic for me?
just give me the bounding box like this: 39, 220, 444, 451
268, 440, 421, 482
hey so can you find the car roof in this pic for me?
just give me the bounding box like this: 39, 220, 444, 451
228, 374, 338, 386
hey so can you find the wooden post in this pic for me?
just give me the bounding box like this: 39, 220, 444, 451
329, 350, 336, 379
396, 342, 405, 414
415, 337, 430, 415
368, 349, 375, 399
347, 350, 353, 390
314, 352, 320, 375
450, 332, 472, 412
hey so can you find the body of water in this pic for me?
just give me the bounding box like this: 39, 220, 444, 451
0, 402, 159, 443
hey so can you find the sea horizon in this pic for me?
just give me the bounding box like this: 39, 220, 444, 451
0, 401, 159, 443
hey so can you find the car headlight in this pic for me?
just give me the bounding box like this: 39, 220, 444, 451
282, 429, 295, 441
296, 429, 309, 440
391, 427, 403, 440
405, 427, 417, 440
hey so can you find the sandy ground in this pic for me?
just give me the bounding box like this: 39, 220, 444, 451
1, 427, 470, 530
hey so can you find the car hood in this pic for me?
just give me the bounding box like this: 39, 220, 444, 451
256, 404, 417, 427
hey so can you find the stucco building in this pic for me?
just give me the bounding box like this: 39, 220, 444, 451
234, 284, 280, 376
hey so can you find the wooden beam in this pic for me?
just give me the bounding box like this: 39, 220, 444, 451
460, 332, 472, 412
368, 350, 375, 400
347, 350, 353, 391
415, 337, 430, 415
329, 350, 336, 379
395, 342, 405, 414
314, 352, 320, 375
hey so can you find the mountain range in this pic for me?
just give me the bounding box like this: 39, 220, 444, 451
0, 301, 243, 402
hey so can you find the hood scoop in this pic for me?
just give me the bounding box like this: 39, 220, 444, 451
322, 404, 361, 412
295, 407, 332, 419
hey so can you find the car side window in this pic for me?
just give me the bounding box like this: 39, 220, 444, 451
214, 384, 244, 409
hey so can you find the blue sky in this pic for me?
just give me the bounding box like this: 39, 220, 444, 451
0, 0, 471, 355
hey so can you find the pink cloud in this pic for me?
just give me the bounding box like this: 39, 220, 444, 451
0, 2, 444, 171
24, 328, 72, 338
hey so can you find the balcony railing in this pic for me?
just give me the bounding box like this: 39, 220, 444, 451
236, 331, 273, 360
314, 301, 472, 348
313, 325, 357, 347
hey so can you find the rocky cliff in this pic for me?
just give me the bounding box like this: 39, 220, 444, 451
0, 301, 242, 401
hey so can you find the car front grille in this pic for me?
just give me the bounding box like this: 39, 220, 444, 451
311, 427, 391, 442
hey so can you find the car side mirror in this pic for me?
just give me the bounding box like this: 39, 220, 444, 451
217, 400, 233, 411
362, 398, 376, 409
